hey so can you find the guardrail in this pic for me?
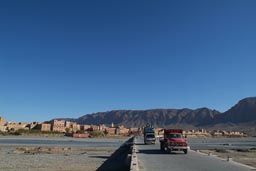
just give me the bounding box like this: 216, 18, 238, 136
130, 136, 139, 171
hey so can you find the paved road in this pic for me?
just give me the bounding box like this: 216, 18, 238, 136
135, 136, 253, 171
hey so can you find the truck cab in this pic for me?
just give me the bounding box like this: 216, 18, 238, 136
160, 129, 189, 154
143, 124, 156, 144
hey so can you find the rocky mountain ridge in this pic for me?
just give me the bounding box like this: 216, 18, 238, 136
57, 97, 256, 135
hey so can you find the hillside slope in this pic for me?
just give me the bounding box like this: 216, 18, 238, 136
56, 97, 256, 135
74, 108, 220, 128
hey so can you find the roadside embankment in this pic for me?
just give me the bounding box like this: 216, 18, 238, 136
189, 136, 256, 168
196, 148, 256, 168
96, 137, 134, 171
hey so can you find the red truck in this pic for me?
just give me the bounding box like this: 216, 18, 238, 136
159, 129, 189, 154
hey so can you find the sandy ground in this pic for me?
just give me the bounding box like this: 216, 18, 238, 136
197, 149, 256, 168
0, 146, 116, 171
0, 136, 128, 171
187, 136, 256, 168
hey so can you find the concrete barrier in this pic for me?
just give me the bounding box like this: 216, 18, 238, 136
130, 136, 139, 171
227, 156, 232, 162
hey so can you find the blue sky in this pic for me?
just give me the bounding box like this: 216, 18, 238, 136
0, 0, 256, 122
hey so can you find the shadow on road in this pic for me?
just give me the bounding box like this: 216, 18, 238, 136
138, 149, 186, 155
89, 156, 110, 159
138, 149, 166, 154
136, 143, 160, 145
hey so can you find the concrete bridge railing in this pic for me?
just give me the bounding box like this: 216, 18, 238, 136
130, 136, 139, 171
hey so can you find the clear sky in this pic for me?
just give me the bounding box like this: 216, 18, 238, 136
0, 0, 256, 122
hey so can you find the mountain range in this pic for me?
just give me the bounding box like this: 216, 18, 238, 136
57, 97, 256, 135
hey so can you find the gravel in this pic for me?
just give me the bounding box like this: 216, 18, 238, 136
0, 137, 128, 171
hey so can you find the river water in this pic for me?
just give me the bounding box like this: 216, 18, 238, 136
1, 136, 256, 149
190, 141, 256, 149
0, 136, 125, 147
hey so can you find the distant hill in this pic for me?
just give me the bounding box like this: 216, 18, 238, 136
214, 97, 256, 123
56, 97, 256, 135
72, 108, 220, 128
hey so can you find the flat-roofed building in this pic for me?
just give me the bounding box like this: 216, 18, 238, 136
40, 123, 51, 132
80, 125, 91, 131
70, 122, 80, 132
0, 117, 6, 126
90, 125, 99, 131
51, 120, 65, 132
0, 117, 7, 132
99, 124, 106, 131
119, 128, 129, 136
65, 121, 71, 128
105, 127, 116, 135
129, 128, 139, 135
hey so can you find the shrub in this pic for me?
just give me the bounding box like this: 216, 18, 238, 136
89, 131, 105, 138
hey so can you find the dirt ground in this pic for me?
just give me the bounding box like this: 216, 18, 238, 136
0, 146, 117, 171
198, 148, 256, 168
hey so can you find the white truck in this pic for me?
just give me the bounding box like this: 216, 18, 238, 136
143, 124, 156, 144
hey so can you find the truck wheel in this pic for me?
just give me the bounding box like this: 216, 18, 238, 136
167, 148, 172, 154
183, 149, 188, 154
160, 144, 164, 151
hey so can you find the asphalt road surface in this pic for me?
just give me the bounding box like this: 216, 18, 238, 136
135, 136, 253, 171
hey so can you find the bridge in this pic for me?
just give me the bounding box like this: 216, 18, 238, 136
131, 136, 254, 171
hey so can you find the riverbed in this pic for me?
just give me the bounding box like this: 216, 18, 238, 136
0, 136, 128, 171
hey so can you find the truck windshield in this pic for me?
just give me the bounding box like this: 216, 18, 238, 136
168, 134, 182, 138
146, 134, 155, 138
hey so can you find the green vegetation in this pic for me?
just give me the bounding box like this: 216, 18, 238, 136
0, 129, 64, 136
88, 131, 105, 138
17, 129, 64, 135
75, 130, 85, 134
0, 131, 12, 136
